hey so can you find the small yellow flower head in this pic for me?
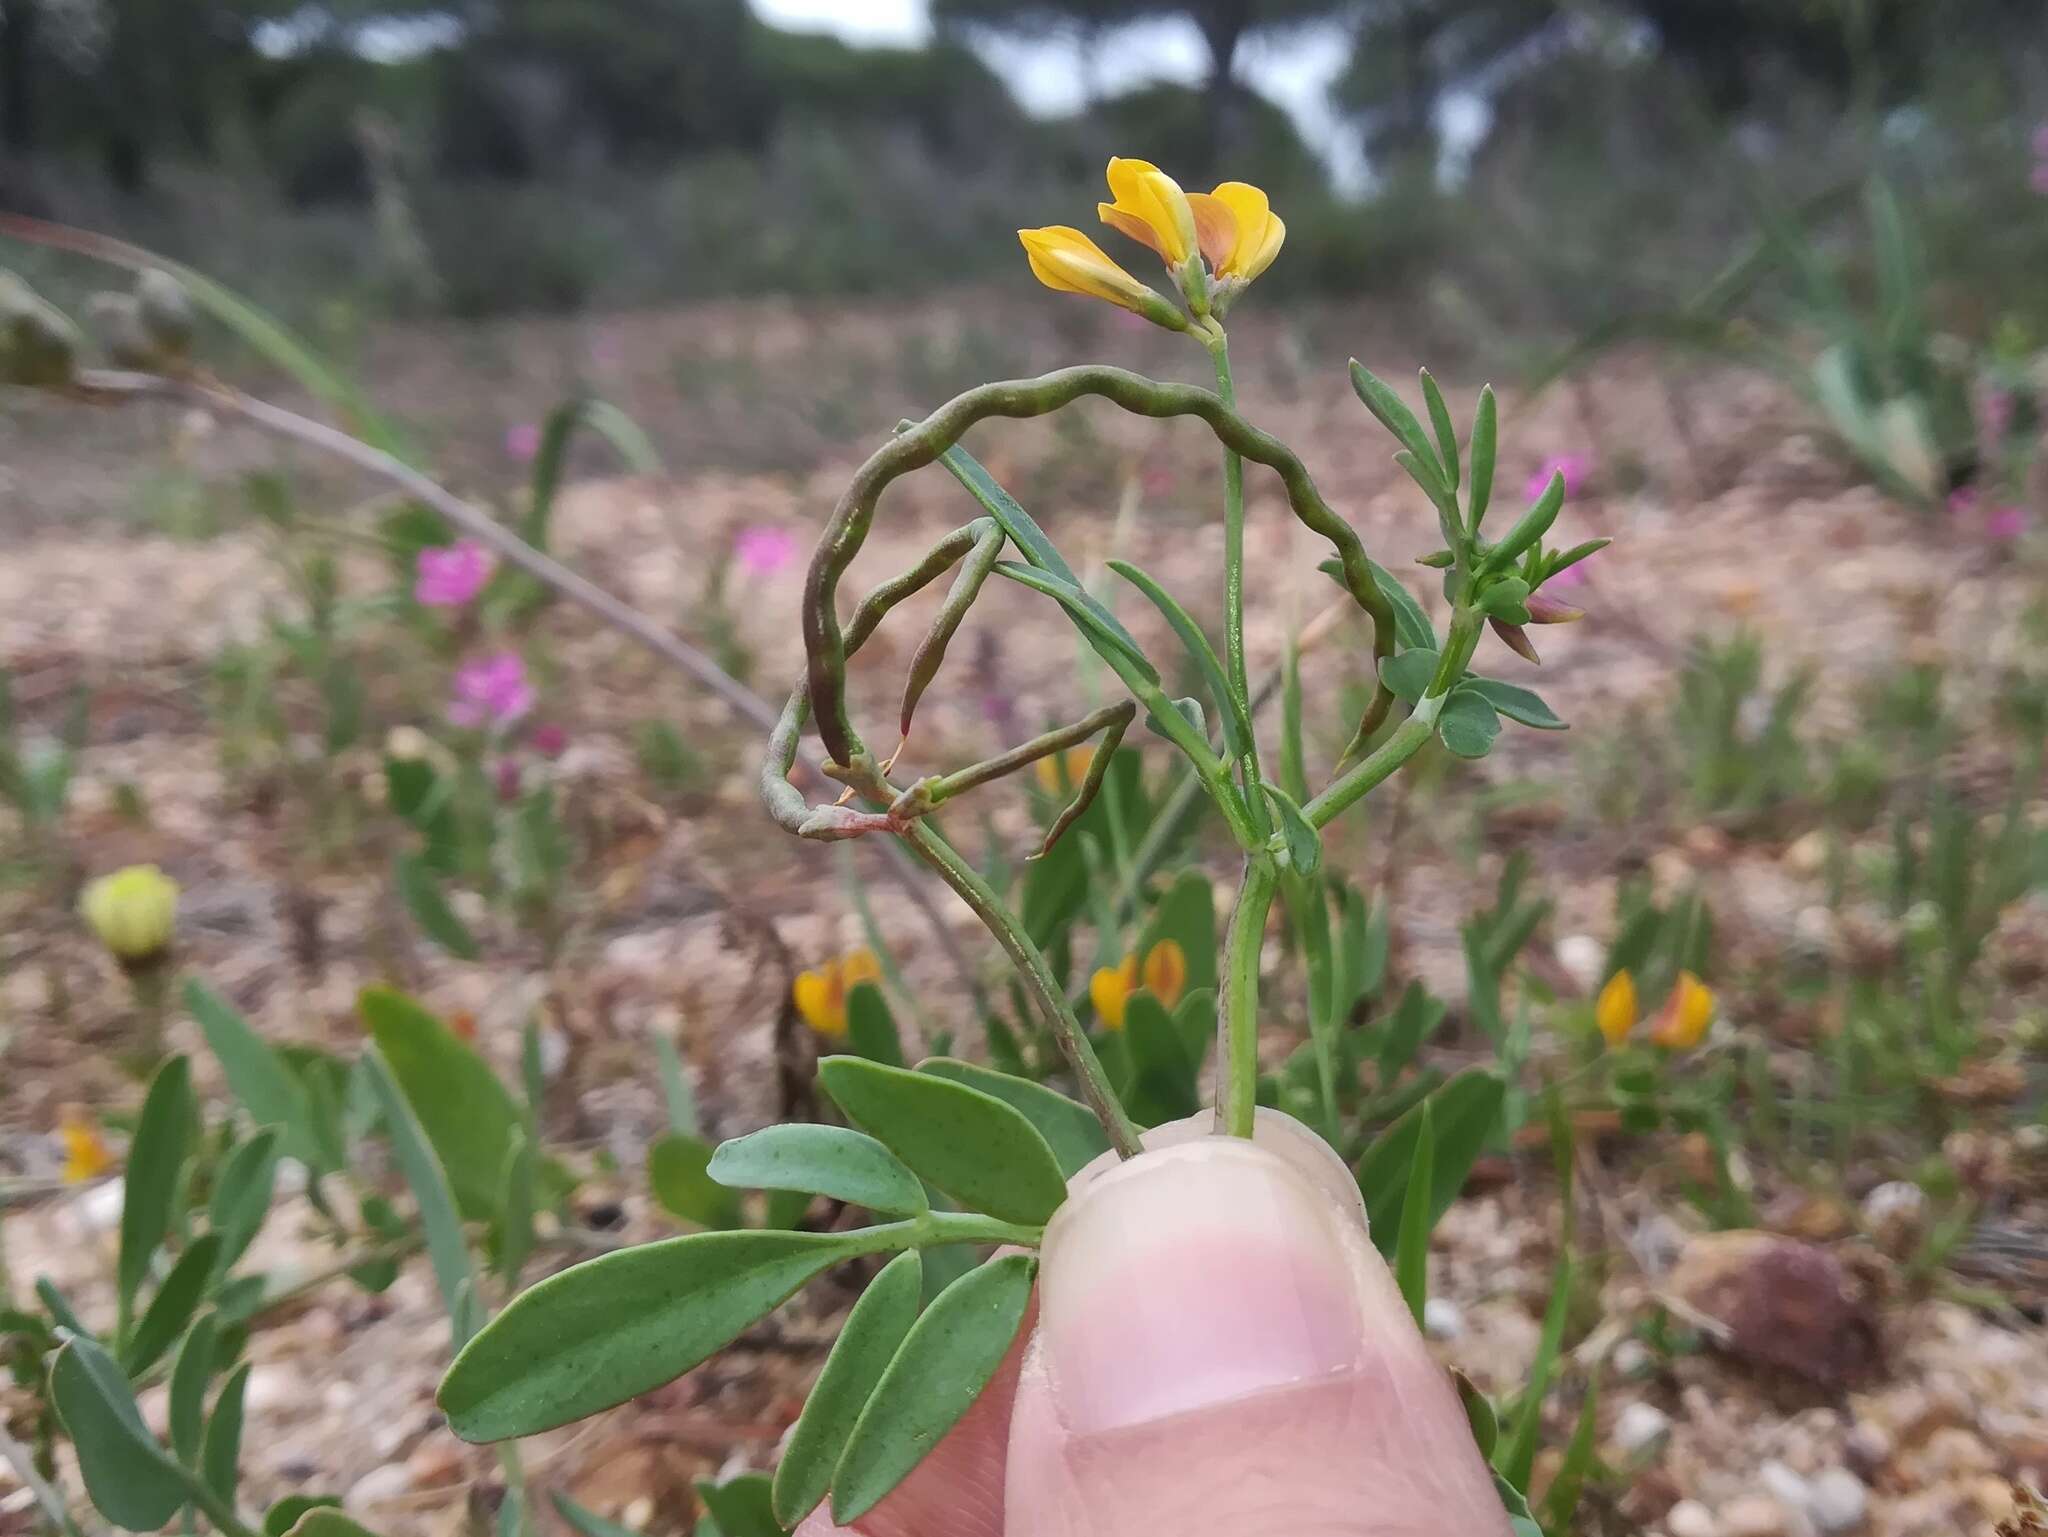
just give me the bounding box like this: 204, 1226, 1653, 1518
1649, 971, 1716, 1051
1034, 745, 1096, 796
793, 949, 883, 1040
1188, 181, 1287, 306
59, 1107, 114, 1184
1017, 227, 1188, 332
1088, 939, 1188, 1031
79, 864, 178, 966
1595, 969, 1638, 1048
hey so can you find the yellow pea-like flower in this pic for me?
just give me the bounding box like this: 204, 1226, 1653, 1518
79, 864, 178, 965
1595, 969, 1638, 1048
1649, 971, 1716, 1051
1089, 939, 1189, 1032
793, 948, 883, 1040
59, 1107, 114, 1184
1034, 745, 1096, 796
1097, 157, 1200, 269
1017, 227, 1185, 330
1189, 181, 1287, 285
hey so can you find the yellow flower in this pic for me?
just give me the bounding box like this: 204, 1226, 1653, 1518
793, 949, 883, 1040
1017, 226, 1187, 330
1088, 939, 1189, 1031
1595, 969, 1638, 1048
1649, 971, 1716, 1051
1034, 745, 1096, 796
79, 864, 178, 965
1096, 157, 1200, 269
59, 1107, 114, 1184
1188, 181, 1287, 287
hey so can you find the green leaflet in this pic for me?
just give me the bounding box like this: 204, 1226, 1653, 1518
1356, 1068, 1507, 1257
118, 1055, 195, 1328
649, 1133, 746, 1230
359, 987, 525, 1219
49, 1336, 189, 1531
915, 1060, 1110, 1178
1438, 690, 1502, 759
707, 1124, 928, 1217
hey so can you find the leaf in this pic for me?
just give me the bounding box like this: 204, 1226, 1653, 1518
394, 854, 480, 960
694, 1474, 783, 1537
208, 1128, 282, 1277
991, 560, 1162, 686
1460, 679, 1566, 731
1437, 691, 1501, 760
845, 981, 906, 1069
119, 1055, 195, 1327
184, 980, 329, 1171
1540, 1378, 1601, 1531
653, 1032, 699, 1136
1378, 648, 1439, 705
1107, 559, 1253, 758
648, 1134, 746, 1229
772, 1250, 923, 1528
48, 1336, 189, 1531
548, 1493, 642, 1537
1456, 1371, 1499, 1461
1365, 559, 1438, 651
360, 1049, 478, 1351
123, 1235, 222, 1377
707, 1125, 927, 1217
817, 1058, 1067, 1227
439, 1228, 883, 1442
1489, 472, 1566, 568
915, 1061, 1109, 1178
1118, 993, 1199, 1128
167, 1312, 219, 1464
1355, 1069, 1506, 1257
1419, 369, 1460, 491
267, 1497, 347, 1537
1499, 1257, 1574, 1490
1349, 362, 1444, 481
1469, 385, 1498, 530
1261, 781, 1323, 877
1393, 1101, 1434, 1328
1376, 981, 1446, 1083
359, 987, 523, 1219
495, 1129, 538, 1284
202, 1361, 250, 1501
935, 444, 1078, 586
832, 1254, 1037, 1524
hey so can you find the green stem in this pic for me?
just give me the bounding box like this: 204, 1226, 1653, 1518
1202, 327, 1264, 819
902, 820, 1144, 1160
176, 1463, 260, 1537
1220, 853, 1281, 1138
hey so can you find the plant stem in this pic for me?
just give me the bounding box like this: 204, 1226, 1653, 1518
1219, 853, 1281, 1138
1202, 326, 1266, 821
901, 820, 1143, 1160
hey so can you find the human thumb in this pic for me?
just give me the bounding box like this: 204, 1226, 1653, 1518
1002, 1110, 1512, 1536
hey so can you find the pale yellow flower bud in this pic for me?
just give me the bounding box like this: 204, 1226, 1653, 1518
79, 864, 179, 965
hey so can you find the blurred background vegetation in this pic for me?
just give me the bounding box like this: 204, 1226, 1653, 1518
1, 0, 2042, 330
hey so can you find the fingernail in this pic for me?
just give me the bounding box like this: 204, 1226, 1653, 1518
1040, 1138, 1366, 1435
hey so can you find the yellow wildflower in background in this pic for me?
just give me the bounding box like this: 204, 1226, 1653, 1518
1034, 745, 1096, 796
58, 1107, 114, 1183
1089, 939, 1189, 1031
1649, 971, 1716, 1050
1595, 969, 1638, 1047
79, 864, 178, 965
793, 949, 883, 1040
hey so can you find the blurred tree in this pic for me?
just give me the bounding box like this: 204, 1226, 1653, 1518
936, 0, 1364, 168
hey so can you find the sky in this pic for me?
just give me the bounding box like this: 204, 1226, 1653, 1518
751, 0, 1373, 191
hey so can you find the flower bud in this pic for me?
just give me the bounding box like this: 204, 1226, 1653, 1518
1596, 969, 1639, 1047
79, 864, 179, 966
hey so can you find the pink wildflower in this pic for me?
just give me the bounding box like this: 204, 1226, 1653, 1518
505, 423, 542, 463
531, 722, 568, 757
449, 651, 535, 730
1526, 453, 1593, 503
414, 540, 494, 608
734, 525, 801, 579
1948, 486, 1982, 521
1986, 505, 2028, 542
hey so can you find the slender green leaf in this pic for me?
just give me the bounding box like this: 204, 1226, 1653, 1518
202, 1361, 250, 1501
49, 1336, 188, 1530
649, 1134, 746, 1230
1393, 1102, 1434, 1327
119, 1055, 195, 1326
495, 1129, 538, 1283
1119, 993, 1199, 1127
1356, 1069, 1506, 1256
653, 1032, 698, 1136
772, 1250, 923, 1528
1107, 559, 1253, 758
991, 561, 1159, 685
1540, 1378, 1601, 1530
1469, 386, 1498, 530
708, 1125, 927, 1217
818, 1058, 1066, 1226
1489, 474, 1567, 569
845, 981, 906, 1069
184, 980, 327, 1171
832, 1254, 1037, 1523
1350, 362, 1443, 478
1499, 1257, 1574, 1490
440, 1228, 884, 1442
394, 855, 480, 960
916, 1060, 1109, 1178
1376, 981, 1446, 1082
359, 987, 523, 1219
167, 1312, 219, 1464
124, 1235, 223, 1377
1365, 559, 1437, 651
1419, 370, 1459, 492
208, 1129, 281, 1277
360, 1049, 478, 1350
935, 444, 1078, 585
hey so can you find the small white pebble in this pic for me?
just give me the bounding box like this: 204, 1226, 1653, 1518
1667, 1500, 1718, 1537
1423, 1297, 1465, 1340
344, 1464, 413, 1514
1556, 933, 1605, 991
1613, 1401, 1673, 1456
1612, 1339, 1653, 1378
78, 1177, 127, 1233
1807, 1468, 1868, 1533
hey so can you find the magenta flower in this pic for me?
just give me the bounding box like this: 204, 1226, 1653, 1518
505, 423, 542, 463
531, 722, 568, 757
449, 651, 535, 730
1948, 486, 1982, 521
1526, 453, 1593, 503
414, 540, 494, 608
1986, 505, 2028, 542
734, 525, 801, 579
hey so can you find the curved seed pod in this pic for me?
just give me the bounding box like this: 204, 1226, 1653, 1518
899, 519, 1005, 738
1, 270, 82, 388
846, 522, 988, 655
1035, 703, 1135, 859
